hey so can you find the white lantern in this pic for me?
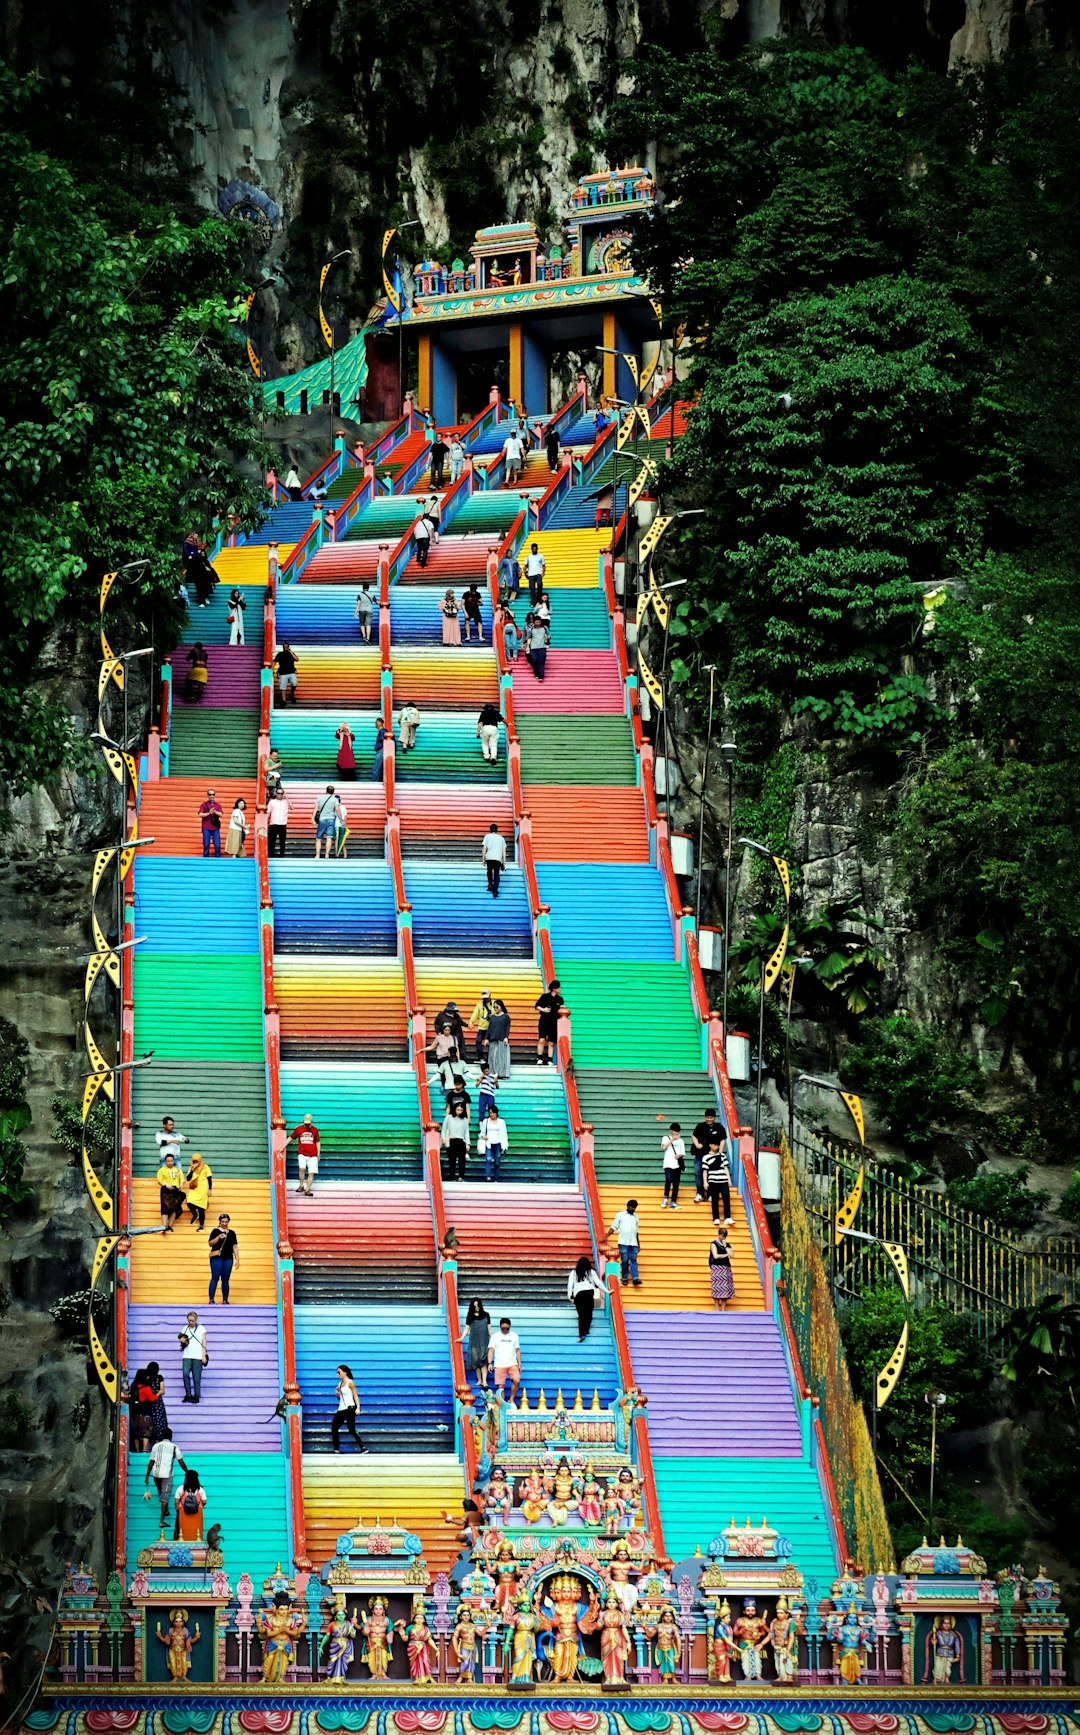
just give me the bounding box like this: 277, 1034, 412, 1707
698, 927, 723, 971
654, 754, 679, 795
669, 831, 694, 875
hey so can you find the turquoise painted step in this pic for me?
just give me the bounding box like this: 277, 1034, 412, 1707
132, 1062, 269, 1177
132, 956, 264, 1061
543, 590, 611, 651
125, 1450, 290, 1587
537, 864, 673, 962
452, 496, 527, 533
347, 499, 421, 539
280, 1063, 422, 1175
270, 709, 504, 783
651, 1457, 839, 1587
134, 859, 260, 955
168, 707, 260, 777
554, 962, 703, 1071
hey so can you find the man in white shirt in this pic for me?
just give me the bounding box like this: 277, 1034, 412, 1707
144, 1429, 187, 1523
448, 435, 465, 484
524, 542, 546, 602
477, 1105, 509, 1181
488, 1317, 522, 1398
661, 1122, 685, 1210
481, 822, 507, 898
179, 1310, 208, 1404
503, 430, 525, 484
606, 1199, 642, 1286
267, 790, 290, 858
156, 1117, 189, 1164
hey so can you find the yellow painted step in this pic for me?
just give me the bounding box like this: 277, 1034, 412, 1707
526, 528, 609, 590
129, 1178, 277, 1305
302, 1453, 466, 1574
597, 1185, 764, 1311
213, 544, 296, 582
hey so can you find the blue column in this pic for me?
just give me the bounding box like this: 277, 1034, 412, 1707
522, 327, 548, 416
431, 337, 457, 425
615, 317, 637, 405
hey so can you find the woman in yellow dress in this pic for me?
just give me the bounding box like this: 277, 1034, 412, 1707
184, 1154, 212, 1233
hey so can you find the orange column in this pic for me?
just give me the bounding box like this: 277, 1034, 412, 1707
417, 333, 433, 413
508, 320, 524, 410
602, 311, 617, 400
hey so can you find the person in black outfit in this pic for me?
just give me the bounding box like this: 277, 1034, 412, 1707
446, 1077, 472, 1121
691, 1108, 719, 1202
208, 1214, 239, 1304
434, 1001, 465, 1048
429, 434, 449, 487
535, 979, 563, 1066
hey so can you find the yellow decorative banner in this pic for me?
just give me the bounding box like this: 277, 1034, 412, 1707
635, 591, 648, 630
772, 854, 791, 906
876, 1319, 909, 1410
244, 290, 256, 320
835, 1165, 865, 1245
82, 1145, 114, 1230
840, 1088, 866, 1145
381, 230, 403, 315
84, 949, 121, 1001
91, 1234, 122, 1290
648, 571, 669, 629
97, 656, 125, 702
247, 339, 261, 380
89, 1307, 118, 1399
637, 652, 664, 711
84, 1020, 113, 1079
628, 458, 658, 507
639, 513, 672, 565
82, 1070, 111, 1122
763, 921, 789, 994
99, 570, 118, 614
882, 1239, 911, 1301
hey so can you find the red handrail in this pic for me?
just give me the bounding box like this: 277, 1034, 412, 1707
558, 1031, 584, 1136
813, 1410, 851, 1566
399, 918, 419, 1018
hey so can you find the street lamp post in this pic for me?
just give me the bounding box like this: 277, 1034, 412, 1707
738, 838, 791, 1158
381, 221, 421, 414
320, 249, 353, 459
926, 1388, 947, 1535
719, 723, 736, 1033
695, 665, 718, 931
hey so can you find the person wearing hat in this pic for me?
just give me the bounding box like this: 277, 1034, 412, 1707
468, 990, 494, 1061
433, 1000, 465, 1050
198, 789, 223, 857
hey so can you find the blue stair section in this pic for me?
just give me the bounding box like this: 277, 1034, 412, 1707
246, 501, 315, 545
536, 865, 674, 962
392, 590, 493, 643
269, 862, 398, 953
456, 1303, 619, 1404
280, 1062, 422, 1179
545, 482, 628, 530
295, 1304, 455, 1451
560, 414, 605, 447
404, 864, 533, 956
132, 860, 260, 954
277, 587, 378, 644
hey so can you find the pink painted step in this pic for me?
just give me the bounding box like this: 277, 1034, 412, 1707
303, 541, 385, 583
171, 645, 262, 709
512, 650, 625, 715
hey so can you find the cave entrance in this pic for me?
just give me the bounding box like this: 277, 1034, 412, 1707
457, 347, 509, 423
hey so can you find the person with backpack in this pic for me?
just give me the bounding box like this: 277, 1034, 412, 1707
175, 1467, 207, 1540
145, 1428, 187, 1524
178, 1310, 208, 1403
312, 786, 342, 860
398, 700, 421, 753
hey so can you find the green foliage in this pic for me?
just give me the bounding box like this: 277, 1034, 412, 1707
0, 66, 270, 797
845, 1014, 982, 1145
50, 1289, 110, 1339
996, 1295, 1080, 1412
0, 1389, 34, 1449
0, 1017, 32, 1222
730, 898, 886, 1019
1058, 1174, 1080, 1225
52, 1096, 111, 1168
945, 1165, 1050, 1231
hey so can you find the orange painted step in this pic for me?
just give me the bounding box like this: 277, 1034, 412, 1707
138, 778, 257, 857
524, 785, 650, 862
444, 1183, 591, 1283
286, 1182, 435, 1269
396, 785, 515, 856
597, 1184, 764, 1311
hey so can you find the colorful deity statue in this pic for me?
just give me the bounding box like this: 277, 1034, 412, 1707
396, 1593, 438, 1685
578, 1465, 604, 1527
156, 1608, 200, 1682
546, 1456, 579, 1525
711, 1599, 735, 1684
603, 1488, 625, 1537
519, 1467, 547, 1524
360, 1596, 394, 1680
598, 1587, 631, 1688
733, 1597, 770, 1680
614, 1465, 641, 1523
508, 1593, 540, 1685
492, 1538, 520, 1618
770, 1595, 800, 1684
539, 1571, 601, 1682
650, 1602, 681, 1682
256, 1595, 302, 1685
485, 1465, 512, 1524
829, 1604, 870, 1686
607, 1541, 641, 1617
925, 1614, 965, 1685
323, 1603, 357, 1685
452, 1606, 484, 1683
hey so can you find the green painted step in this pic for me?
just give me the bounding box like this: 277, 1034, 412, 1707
347, 499, 420, 539
452, 496, 526, 533
652, 1457, 838, 1586
133, 956, 264, 1061
168, 707, 259, 778
132, 1063, 268, 1177
555, 962, 703, 1071
515, 715, 636, 785
589, 439, 652, 489
575, 1067, 716, 1183
125, 1450, 289, 1587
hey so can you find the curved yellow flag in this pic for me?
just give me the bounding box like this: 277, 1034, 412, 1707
247, 339, 262, 380
82, 1145, 114, 1230
639, 513, 672, 564
637, 652, 664, 711
648, 571, 669, 629
381, 230, 403, 314
84, 1020, 113, 1079
92, 1234, 122, 1290
763, 921, 789, 994
834, 1165, 865, 1245
772, 854, 791, 906
882, 1239, 911, 1301
99, 570, 119, 613
82, 1070, 112, 1121
89, 1307, 118, 1400
840, 1089, 865, 1145
97, 656, 125, 702
629, 458, 658, 507
635, 591, 648, 629
876, 1320, 909, 1410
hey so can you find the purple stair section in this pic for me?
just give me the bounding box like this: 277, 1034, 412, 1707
626, 1313, 803, 1458
171, 645, 263, 710
127, 1305, 281, 1451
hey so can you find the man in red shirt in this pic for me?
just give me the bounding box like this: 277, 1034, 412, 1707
198, 789, 223, 858
287, 1113, 320, 1195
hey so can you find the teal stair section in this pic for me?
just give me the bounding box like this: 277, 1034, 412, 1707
167, 707, 260, 777
575, 1067, 716, 1184
125, 1450, 290, 1587
431, 1066, 573, 1183
543, 590, 612, 650
651, 1457, 838, 1585
537, 865, 674, 961
270, 710, 505, 781
132, 1062, 269, 1178
452, 495, 528, 534
280, 1063, 422, 1179
553, 962, 704, 1071
345, 498, 421, 540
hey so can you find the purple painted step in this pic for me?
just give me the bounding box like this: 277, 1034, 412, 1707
171, 645, 262, 710
127, 1305, 281, 1451
627, 1313, 803, 1457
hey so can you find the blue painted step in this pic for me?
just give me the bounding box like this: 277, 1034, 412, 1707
270, 861, 397, 953
404, 863, 533, 955
536, 864, 673, 962
245, 502, 315, 545
295, 1304, 455, 1452
132, 859, 260, 955
456, 1303, 619, 1405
